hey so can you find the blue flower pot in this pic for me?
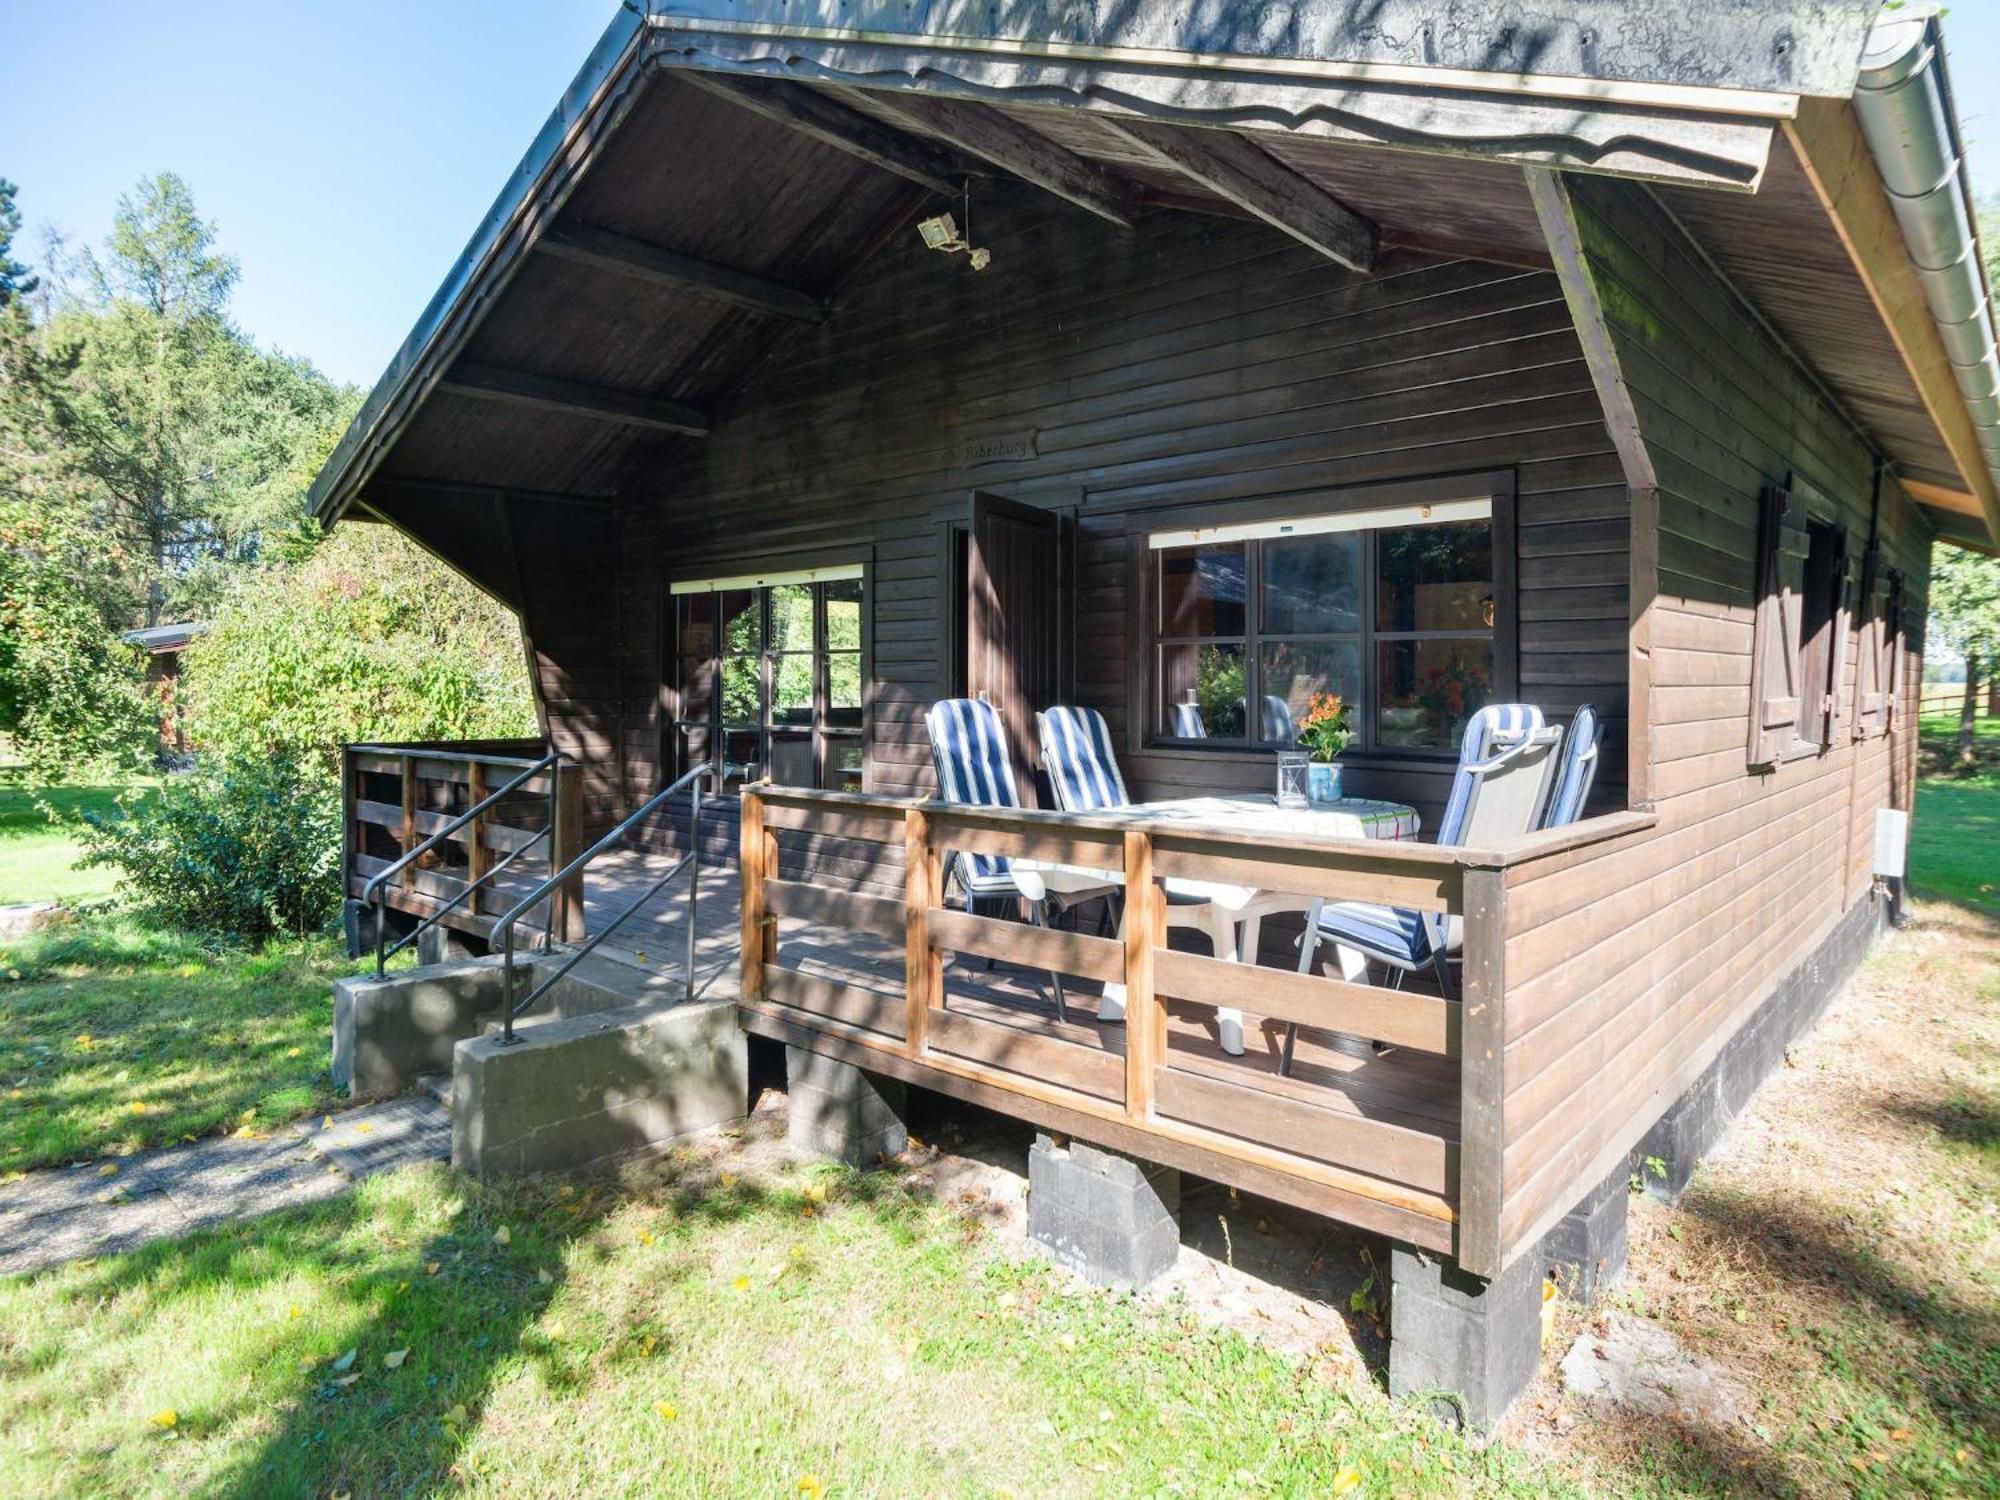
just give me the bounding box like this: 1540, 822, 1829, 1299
1308, 761, 1342, 807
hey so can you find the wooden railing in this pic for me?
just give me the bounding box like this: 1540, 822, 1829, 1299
738, 787, 1492, 1261
342, 741, 585, 946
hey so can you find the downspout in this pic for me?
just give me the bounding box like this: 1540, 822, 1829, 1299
1852, 9, 2000, 500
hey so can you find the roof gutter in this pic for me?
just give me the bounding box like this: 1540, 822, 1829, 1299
1852, 8, 2000, 530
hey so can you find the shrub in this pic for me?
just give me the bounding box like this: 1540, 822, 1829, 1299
76, 753, 341, 940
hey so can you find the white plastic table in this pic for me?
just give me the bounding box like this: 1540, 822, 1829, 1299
1022, 794, 1420, 1054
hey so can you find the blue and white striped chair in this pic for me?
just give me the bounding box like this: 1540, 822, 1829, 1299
1261, 694, 1297, 745
1170, 701, 1208, 738
1283, 703, 1562, 1073
925, 698, 1113, 1023
1543, 704, 1602, 829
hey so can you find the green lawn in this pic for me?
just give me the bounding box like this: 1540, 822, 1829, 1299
1912, 711, 1998, 917
0, 1156, 1575, 1500
0, 780, 149, 906
0, 918, 345, 1175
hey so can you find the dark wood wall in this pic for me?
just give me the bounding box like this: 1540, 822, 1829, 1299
599, 182, 1628, 856
1499, 175, 1933, 1259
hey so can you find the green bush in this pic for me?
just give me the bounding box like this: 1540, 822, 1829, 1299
76, 754, 341, 940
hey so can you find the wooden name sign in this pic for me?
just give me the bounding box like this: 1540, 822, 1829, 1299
958, 430, 1037, 466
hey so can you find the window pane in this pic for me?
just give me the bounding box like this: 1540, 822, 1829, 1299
824, 736, 864, 793
721, 656, 761, 724
827, 651, 862, 727
1160, 643, 1246, 739
1158, 544, 1247, 637
676, 593, 717, 660
721, 728, 763, 789
676, 723, 710, 777
1261, 533, 1361, 635
769, 732, 815, 788
1377, 523, 1493, 632
768, 583, 813, 654
1257, 639, 1361, 746
1376, 639, 1494, 751
772, 653, 814, 725
825, 579, 862, 652
677, 656, 714, 720
719, 590, 760, 653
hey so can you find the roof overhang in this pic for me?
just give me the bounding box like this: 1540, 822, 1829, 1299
309, 1, 1997, 549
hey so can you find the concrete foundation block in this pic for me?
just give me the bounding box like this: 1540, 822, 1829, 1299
453, 998, 747, 1177
1027, 1133, 1181, 1290
1390, 1245, 1544, 1430
1541, 1164, 1629, 1304
785, 1047, 908, 1166
333, 956, 528, 1097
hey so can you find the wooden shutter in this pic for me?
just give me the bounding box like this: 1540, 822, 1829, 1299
1819, 526, 1851, 747
1747, 483, 1810, 766
1853, 542, 1888, 738
966, 490, 1064, 778
1882, 568, 1906, 733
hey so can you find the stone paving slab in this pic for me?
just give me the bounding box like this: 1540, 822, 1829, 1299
0, 1094, 451, 1277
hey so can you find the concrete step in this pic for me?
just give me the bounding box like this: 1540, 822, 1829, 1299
414, 1071, 452, 1108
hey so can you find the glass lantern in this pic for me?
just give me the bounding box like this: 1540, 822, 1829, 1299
1275, 749, 1310, 809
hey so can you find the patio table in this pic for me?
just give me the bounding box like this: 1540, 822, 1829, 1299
1021, 793, 1420, 1055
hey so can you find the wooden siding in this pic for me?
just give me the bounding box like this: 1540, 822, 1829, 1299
1498, 174, 1930, 1261
612, 182, 1629, 859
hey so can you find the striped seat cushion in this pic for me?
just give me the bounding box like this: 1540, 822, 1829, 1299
1544, 703, 1602, 828
1316, 901, 1434, 966
925, 697, 1022, 891
1037, 705, 1129, 813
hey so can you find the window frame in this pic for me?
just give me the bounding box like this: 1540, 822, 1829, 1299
664, 563, 869, 794
1133, 474, 1518, 761
1747, 475, 1852, 768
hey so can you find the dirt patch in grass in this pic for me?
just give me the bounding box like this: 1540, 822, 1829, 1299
1515, 899, 2000, 1496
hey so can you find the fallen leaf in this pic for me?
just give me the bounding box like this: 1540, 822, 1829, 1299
796, 1477, 825, 1499
288, 1304, 302, 1320
493, 1226, 512, 1247
333, 1374, 362, 1388
805, 1182, 828, 1204
128, 1101, 147, 1115
537, 1268, 554, 1285
330, 1348, 358, 1374
149, 1409, 177, 1430
285, 1047, 301, 1058
97, 1163, 118, 1177
425, 1261, 441, 1276
1332, 1466, 1362, 1494
321, 1116, 333, 1130
654, 1400, 678, 1422
733, 1275, 751, 1293
356, 1123, 374, 1136
382, 1348, 409, 1370
1889, 1428, 1913, 1442
638, 1230, 657, 1247
720, 1172, 738, 1189
446, 1403, 469, 1426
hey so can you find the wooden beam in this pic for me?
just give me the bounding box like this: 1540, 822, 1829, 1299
679, 71, 962, 198
437, 363, 709, 437
364, 477, 617, 511
1096, 118, 1376, 272
849, 90, 1137, 227
1786, 97, 2000, 542
539, 222, 826, 323
1902, 478, 1988, 519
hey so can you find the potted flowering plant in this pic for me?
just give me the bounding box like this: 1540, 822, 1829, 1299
1296, 692, 1354, 805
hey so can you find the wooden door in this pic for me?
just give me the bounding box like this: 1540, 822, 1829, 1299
965, 490, 1064, 777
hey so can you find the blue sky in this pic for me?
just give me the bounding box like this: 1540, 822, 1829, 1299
5, 3, 2000, 392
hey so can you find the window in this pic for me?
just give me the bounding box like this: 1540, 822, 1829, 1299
671, 568, 865, 792
1747, 478, 1850, 766
1151, 501, 1498, 754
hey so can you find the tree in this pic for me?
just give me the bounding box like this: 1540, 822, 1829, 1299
0, 179, 35, 303
1928, 545, 2000, 763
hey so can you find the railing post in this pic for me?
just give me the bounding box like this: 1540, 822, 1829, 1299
550, 762, 585, 943
465, 760, 489, 913
1456, 865, 1506, 1279
740, 786, 770, 1003
904, 807, 941, 1057
398, 753, 418, 898
1122, 829, 1161, 1122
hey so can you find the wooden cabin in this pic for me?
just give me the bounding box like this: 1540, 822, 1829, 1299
313, 3, 1999, 1422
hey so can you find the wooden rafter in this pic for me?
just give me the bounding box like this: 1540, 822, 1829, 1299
539, 223, 827, 324
438, 363, 709, 437
1096, 118, 1376, 272
846, 89, 1138, 227
679, 72, 962, 198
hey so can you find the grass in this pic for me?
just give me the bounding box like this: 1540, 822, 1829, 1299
0, 918, 346, 1175
0, 779, 149, 907
1912, 709, 1998, 917
0, 1150, 1578, 1500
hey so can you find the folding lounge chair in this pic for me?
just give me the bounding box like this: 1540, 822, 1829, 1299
1542, 703, 1602, 829
1281, 704, 1563, 1074
1036, 704, 1263, 1052
924, 697, 1114, 1023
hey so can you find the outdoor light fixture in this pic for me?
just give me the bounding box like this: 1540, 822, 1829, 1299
916, 210, 991, 270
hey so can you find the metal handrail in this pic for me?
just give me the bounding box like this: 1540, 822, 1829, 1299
495, 763, 716, 1043
363, 751, 560, 976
